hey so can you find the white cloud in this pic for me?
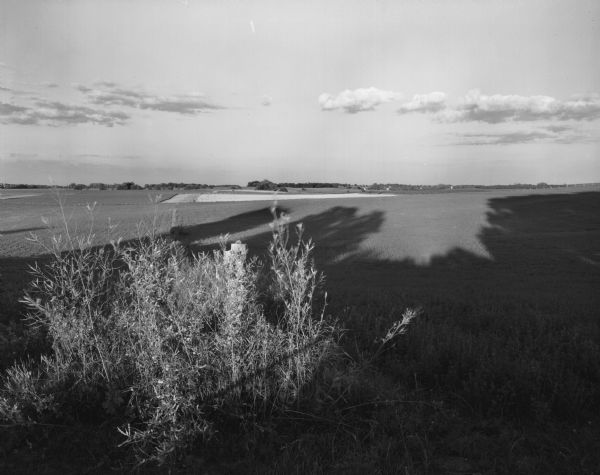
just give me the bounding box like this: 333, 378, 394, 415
453, 123, 598, 146
456, 131, 554, 145
398, 91, 446, 114
318, 87, 402, 113
439, 90, 600, 123
77, 83, 223, 114
0, 100, 129, 127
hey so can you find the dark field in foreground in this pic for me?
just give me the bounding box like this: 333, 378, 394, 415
1, 186, 599, 473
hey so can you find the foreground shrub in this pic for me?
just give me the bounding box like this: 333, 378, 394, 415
0, 213, 338, 464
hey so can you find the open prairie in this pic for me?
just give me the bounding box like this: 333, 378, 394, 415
2, 185, 599, 321
1, 185, 600, 472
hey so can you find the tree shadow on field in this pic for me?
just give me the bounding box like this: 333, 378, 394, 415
0, 226, 47, 236
6, 190, 585, 322
177, 206, 288, 245
335, 191, 600, 316
0, 257, 39, 323
2, 190, 599, 338
177, 192, 600, 319
184, 205, 386, 266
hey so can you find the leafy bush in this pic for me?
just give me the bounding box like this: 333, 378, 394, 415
0, 211, 339, 464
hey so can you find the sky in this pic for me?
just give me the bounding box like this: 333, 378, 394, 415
1, 0, 599, 186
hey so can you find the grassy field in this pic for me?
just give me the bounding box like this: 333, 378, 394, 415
1, 186, 599, 473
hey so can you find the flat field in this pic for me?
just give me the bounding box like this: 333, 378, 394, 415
163, 191, 394, 203
1, 185, 600, 472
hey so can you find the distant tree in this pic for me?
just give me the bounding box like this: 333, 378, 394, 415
117, 181, 140, 190
255, 180, 277, 191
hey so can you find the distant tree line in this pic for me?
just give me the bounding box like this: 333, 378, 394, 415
67, 182, 144, 191
276, 182, 356, 188
0, 184, 53, 189
144, 183, 241, 191
2, 181, 596, 191
62, 182, 242, 191
248, 180, 358, 190
247, 180, 284, 191
1, 182, 240, 191
367, 182, 572, 191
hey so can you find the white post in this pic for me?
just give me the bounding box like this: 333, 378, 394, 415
224, 240, 247, 265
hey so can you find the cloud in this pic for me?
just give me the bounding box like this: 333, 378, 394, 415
440, 90, 600, 123
41, 82, 59, 88
73, 153, 141, 160
139, 94, 222, 114
2, 81, 224, 127
398, 92, 446, 114
0, 102, 28, 115
543, 124, 572, 133
456, 131, 554, 145
2, 153, 140, 165
85, 87, 140, 107
319, 87, 402, 113
0, 84, 31, 96
77, 83, 224, 114
94, 81, 118, 88
454, 124, 596, 145
0, 100, 129, 126
74, 84, 93, 93
7, 152, 38, 160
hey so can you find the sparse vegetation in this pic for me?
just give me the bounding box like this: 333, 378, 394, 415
0, 208, 356, 465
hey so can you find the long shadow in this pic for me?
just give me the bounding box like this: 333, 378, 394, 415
319, 191, 600, 316
5, 191, 596, 325
0, 226, 48, 235
176, 192, 599, 317
176, 206, 287, 246
186, 205, 386, 266
0, 206, 282, 322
